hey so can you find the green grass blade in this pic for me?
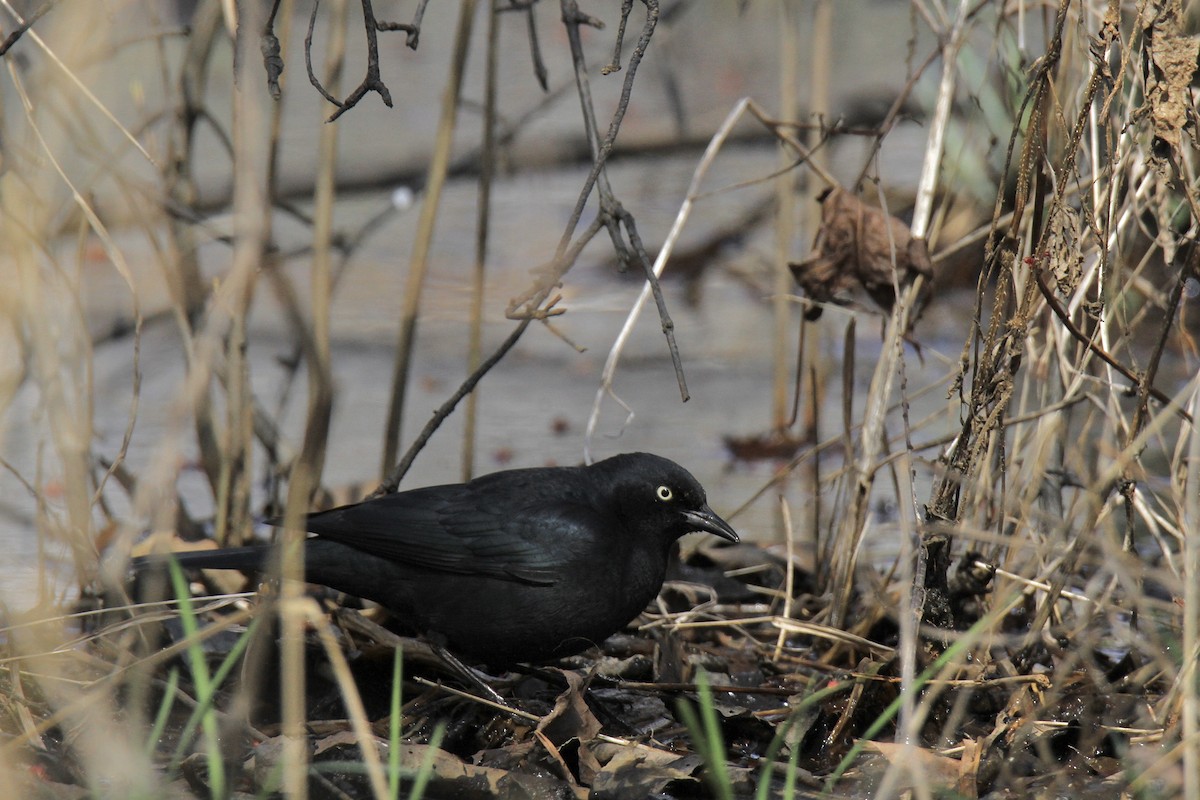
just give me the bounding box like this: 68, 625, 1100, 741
406, 722, 445, 800
143, 667, 180, 758
676, 672, 734, 800
389, 646, 404, 800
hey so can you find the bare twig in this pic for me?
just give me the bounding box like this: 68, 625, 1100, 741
0, 0, 49, 57
584, 98, 750, 460
379, 318, 535, 494
305, 0, 431, 120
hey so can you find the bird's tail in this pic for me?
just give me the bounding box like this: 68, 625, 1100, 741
132, 545, 273, 574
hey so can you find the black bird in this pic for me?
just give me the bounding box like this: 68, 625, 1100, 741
148, 453, 738, 665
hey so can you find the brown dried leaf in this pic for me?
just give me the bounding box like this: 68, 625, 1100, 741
863, 741, 963, 792
536, 669, 603, 784
1142, 1, 1199, 155
397, 742, 588, 799
1046, 209, 1085, 298
313, 729, 382, 756
722, 429, 806, 462
536, 670, 601, 746
591, 742, 704, 799
790, 186, 933, 321
957, 737, 982, 799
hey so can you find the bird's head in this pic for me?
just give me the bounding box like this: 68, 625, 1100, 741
594, 453, 740, 546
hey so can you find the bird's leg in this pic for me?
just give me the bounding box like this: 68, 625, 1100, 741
332, 608, 506, 704
285, 612, 523, 727
431, 643, 506, 706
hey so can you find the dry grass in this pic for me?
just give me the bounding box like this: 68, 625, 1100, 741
1, 0, 1198, 797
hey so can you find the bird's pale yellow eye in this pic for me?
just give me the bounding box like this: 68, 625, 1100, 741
656, 485, 673, 501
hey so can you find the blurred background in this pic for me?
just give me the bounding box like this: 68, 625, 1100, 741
0, 0, 1077, 608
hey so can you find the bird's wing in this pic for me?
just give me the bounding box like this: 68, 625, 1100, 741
301, 483, 601, 586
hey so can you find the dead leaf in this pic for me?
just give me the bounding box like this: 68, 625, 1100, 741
536, 671, 600, 745
591, 742, 705, 799
863, 741, 961, 791
536, 669, 602, 784
1141, 0, 1199, 164
790, 186, 933, 322
398, 743, 588, 800
313, 729, 381, 757
957, 737, 982, 799
722, 429, 807, 462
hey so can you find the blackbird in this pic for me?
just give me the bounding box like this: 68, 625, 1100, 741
146, 452, 738, 665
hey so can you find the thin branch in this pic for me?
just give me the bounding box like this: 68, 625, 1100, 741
1033, 264, 1191, 422
379, 318, 535, 494
305, 0, 432, 120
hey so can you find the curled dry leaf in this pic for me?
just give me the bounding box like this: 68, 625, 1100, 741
790, 186, 933, 323
591, 743, 706, 799
536, 669, 603, 784
1141, 0, 1199, 168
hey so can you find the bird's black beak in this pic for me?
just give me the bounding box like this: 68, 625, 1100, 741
681, 505, 740, 543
